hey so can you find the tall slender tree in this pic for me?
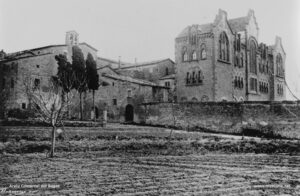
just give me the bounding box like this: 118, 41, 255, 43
72, 46, 87, 120
55, 54, 75, 119
86, 53, 99, 120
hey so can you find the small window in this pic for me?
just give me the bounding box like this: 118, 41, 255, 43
113, 99, 117, 105
165, 81, 170, 87
112, 82, 115, 86
165, 67, 169, 75
128, 89, 132, 97
34, 78, 40, 89
22, 103, 26, 109
36, 65, 40, 68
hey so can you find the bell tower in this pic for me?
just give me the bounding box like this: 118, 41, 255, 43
65, 31, 79, 46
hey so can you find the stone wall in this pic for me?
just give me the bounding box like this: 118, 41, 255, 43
141, 101, 300, 135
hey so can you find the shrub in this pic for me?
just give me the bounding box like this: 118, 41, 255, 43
7, 108, 35, 119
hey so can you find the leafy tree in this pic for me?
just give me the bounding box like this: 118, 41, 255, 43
55, 54, 75, 119
86, 53, 99, 120
72, 46, 87, 120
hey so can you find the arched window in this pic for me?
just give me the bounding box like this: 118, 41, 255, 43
200, 44, 206, 59
192, 50, 197, 60
249, 40, 257, 74
165, 67, 169, 75
219, 32, 229, 62
276, 54, 284, 77
182, 47, 188, 62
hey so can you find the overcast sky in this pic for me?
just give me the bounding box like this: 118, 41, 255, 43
0, 0, 299, 99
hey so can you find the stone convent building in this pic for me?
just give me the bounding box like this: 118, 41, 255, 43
0, 31, 169, 121
175, 9, 286, 102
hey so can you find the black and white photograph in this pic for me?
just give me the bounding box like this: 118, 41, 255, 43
0, 0, 300, 195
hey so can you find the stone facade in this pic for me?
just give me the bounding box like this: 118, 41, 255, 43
175, 9, 286, 102
69, 65, 168, 122
0, 31, 98, 111
0, 31, 169, 121
117, 59, 175, 85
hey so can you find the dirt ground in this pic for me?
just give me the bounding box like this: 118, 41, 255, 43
0, 125, 300, 195
0, 152, 299, 195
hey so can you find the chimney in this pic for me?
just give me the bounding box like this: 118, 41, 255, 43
135, 58, 137, 64
118, 56, 121, 69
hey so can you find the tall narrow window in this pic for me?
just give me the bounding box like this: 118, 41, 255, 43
276, 54, 284, 77
198, 70, 202, 83
250, 78, 257, 92
192, 71, 196, 83
186, 72, 190, 84
201, 44, 207, 60
219, 32, 229, 62
249, 40, 257, 74
182, 47, 188, 62
240, 53, 244, 67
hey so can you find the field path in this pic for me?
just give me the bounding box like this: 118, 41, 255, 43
1, 153, 300, 195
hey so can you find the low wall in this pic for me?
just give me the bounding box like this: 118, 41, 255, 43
141, 101, 300, 137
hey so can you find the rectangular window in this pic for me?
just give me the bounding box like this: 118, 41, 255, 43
22, 103, 26, 109
113, 99, 117, 105
127, 89, 132, 98
250, 78, 257, 92
165, 81, 170, 87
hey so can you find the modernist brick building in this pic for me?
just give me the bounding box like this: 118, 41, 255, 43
175, 9, 286, 102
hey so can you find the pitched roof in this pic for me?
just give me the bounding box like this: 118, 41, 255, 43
228, 16, 248, 32
97, 57, 132, 67
102, 73, 167, 88
97, 65, 120, 75
79, 42, 98, 51
177, 23, 213, 38
159, 74, 175, 80
119, 58, 174, 69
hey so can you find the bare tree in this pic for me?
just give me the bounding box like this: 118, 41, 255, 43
24, 76, 72, 157
168, 88, 177, 140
